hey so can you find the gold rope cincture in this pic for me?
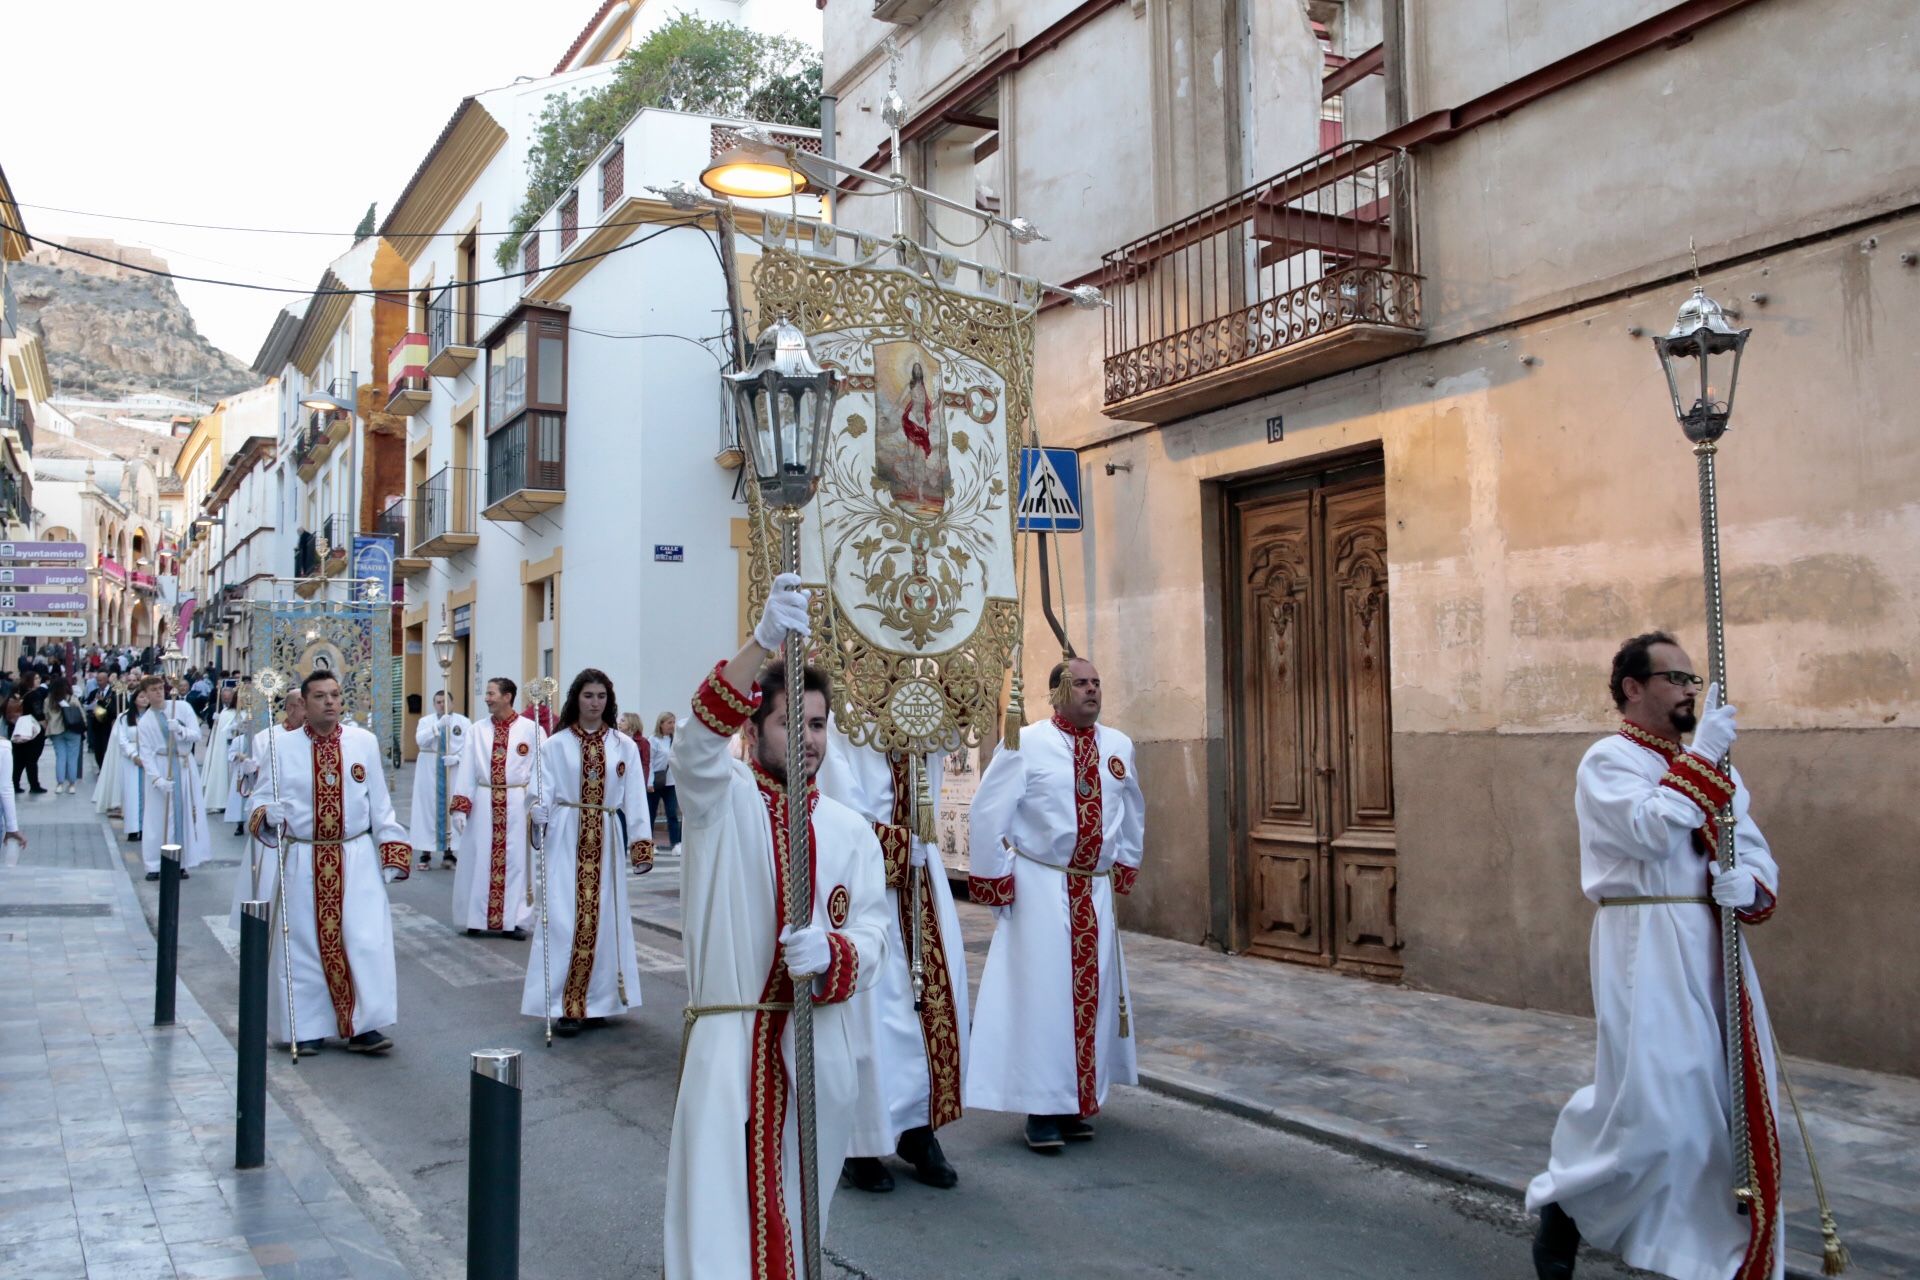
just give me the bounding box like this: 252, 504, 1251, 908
1004, 840, 1132, 1038
677, 1002, 796, 1087
1769, 1011, 1852, 1273
1598, 895, 1712, 907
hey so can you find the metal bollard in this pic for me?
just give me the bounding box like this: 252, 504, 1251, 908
467, 1049, 522, 1280
154, 844, 182, 1026
235, 900, 270, 1169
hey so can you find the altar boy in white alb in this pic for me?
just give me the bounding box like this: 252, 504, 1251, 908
249, 670, 412, 1055
133, 676, 211, 879
663, 576, 889, 1280
411, 691, 469, 870
523, 668, 652, 1036
965, 657, 1146, 1153
1527, 632, 1784, 1280
449, 677, 541, 937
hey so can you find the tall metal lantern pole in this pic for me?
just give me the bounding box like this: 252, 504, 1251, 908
1651, 284, 1754, 1206
723, 317, 840, 1280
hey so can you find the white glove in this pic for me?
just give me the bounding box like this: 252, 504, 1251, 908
1687, 682, 1737, 765
382, 865, 402, 885
908, 840, 929, 869
754, 573, 812, 650
450, 811, 468, 838
1710, 861, 1759, 909
779, 923, 830, 979
529, 801, 551, 828
260, 800, 287, 830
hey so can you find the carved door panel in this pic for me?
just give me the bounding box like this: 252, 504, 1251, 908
1230, 462, 1399, 974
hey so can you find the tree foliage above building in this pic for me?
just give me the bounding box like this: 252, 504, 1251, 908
495, 16, 822, 269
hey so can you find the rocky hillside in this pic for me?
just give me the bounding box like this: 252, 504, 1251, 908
11, 239, 256, 402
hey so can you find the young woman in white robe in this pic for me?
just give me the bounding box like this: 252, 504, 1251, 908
522, 670, 651, 1033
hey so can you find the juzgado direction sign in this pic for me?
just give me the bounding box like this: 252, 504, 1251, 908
0, 567, 87, 587
0, 541, 87, 563
0, 592, 88, 612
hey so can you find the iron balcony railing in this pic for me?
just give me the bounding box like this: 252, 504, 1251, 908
486, 413, 565, 508
294, 530, 321, 578
375, 496, 407, 546
1101, 141, 1422, 409
415, 465, 480, 551
429, 282, 468, 358
322, 513, 350, 559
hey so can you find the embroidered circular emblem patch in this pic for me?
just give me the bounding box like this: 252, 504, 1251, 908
827, 885, 850, 928
516, 742, 530, 757
616, 761, 626, 777
1107, 756, 1127, 780
351, 763, 366, 783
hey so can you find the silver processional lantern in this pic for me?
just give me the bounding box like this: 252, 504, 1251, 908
1651, 285, 1750, 443
722, 317, 841, 510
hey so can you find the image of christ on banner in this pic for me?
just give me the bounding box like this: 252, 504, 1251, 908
873, 339, 950, 515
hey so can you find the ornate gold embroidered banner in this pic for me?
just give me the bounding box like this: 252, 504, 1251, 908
745, 217, 1035, 754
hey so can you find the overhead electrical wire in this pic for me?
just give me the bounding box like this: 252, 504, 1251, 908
6, 197, 723, 242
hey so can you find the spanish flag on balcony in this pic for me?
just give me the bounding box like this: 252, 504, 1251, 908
388, 331, 428, 385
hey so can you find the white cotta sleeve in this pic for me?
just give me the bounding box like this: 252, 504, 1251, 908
1574, 748, 1703, 864
171, 702, 203, 746
676, 664, 761, 820
966, 744, 1027, 898
1729, 765, 1780, 907
415, 714, 438, 752
365, 745, 409, 848
1114, 743, 1146, 874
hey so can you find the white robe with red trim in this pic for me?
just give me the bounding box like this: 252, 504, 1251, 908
1526, 728, 1785, 1280
964, 716, 1146, 1118
664, 665, 888, 1280
521, 726, 651, 1020
449, 714, 541, 933
818, 729, 970, 1155
251, 724, 412, 1043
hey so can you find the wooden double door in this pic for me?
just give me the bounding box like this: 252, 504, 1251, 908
1227, 457, 1400, 975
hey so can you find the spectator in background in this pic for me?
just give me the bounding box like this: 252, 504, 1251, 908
16, 672, 48, 795
8, 693, 43, 796
47, 678, 85, 795
617, 711, 652, 782
647, 711, 680, 853
86, 678, 123, 770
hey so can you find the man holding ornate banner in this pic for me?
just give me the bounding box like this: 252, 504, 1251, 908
965, 657, 1146, 1152
664, 582, 888, 1280
449, 677, 540, 939
1527, 632, 1783, 1280
820, 731, 968, 1192
249, 670, 412, 1055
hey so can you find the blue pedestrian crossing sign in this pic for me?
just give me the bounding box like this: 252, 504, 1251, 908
1017, 447, 1083, 533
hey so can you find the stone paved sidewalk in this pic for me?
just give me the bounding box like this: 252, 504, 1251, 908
624, 863, 1917, 1280
0, 813, 409, 1280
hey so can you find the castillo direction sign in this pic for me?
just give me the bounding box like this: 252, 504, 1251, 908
0, 567, 88, 587
0, 616, 88, 638
0, 541, 87, 563
0, 592, 87, 612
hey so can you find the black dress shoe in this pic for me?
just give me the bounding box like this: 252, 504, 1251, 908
584, 1017, 610, 1028
127, 833, 141, 843
1023, 1115, 1064, 1154
419, 853, 432, 868
293, 1039, 326, 1054
1532, 1202, 1580, 1279
842, 1157, 894, 1193
144, 871, 160, 882
896, 1125, 958, 1188
1056, 1115, 1094, 1141
554, 1017, 584, 1037
233, 823, 244, 836
441, 853, 457, 868
178, 869, 189, 881
465, 928, 485, 937
505, 927, 529, 941
346, 1029, 393, 1054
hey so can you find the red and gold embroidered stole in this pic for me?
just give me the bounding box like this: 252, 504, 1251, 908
562, 728, 608, 1019
1052, 712, 1105, 1118
486, 715, 514, 931
884, 753, 963, 1131
1617, 721, 1780, 1278
307, 727, 356, 1038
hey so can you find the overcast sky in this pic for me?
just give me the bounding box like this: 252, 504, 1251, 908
1, 2, 673, 367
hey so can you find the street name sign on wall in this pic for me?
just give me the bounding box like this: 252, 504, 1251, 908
0, 592, 88, 612
1016, 447, 1084, 533
654, 545, 684, 562
0, 567, 87, 587
0, 616, 87, 638
0, 541, 87, 563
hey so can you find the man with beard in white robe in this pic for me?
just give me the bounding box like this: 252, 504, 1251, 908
410, 691, 470, 871
664, 575, 888, 1280
449, 677, 540, 938
1528, 632, 1784, 1280
249, 670, 411, 1055
522, 668, 651, 1035
819, 730, 968, 1193
228, 691, 304, 932
133, 676, 211, 880
964, 656, 1146, 1153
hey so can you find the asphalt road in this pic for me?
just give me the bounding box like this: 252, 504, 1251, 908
131, 802, 1649, 1280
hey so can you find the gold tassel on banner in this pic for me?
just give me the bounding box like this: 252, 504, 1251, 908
1004, 658, 1024, 750
1768, 1023, 1851, 1274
